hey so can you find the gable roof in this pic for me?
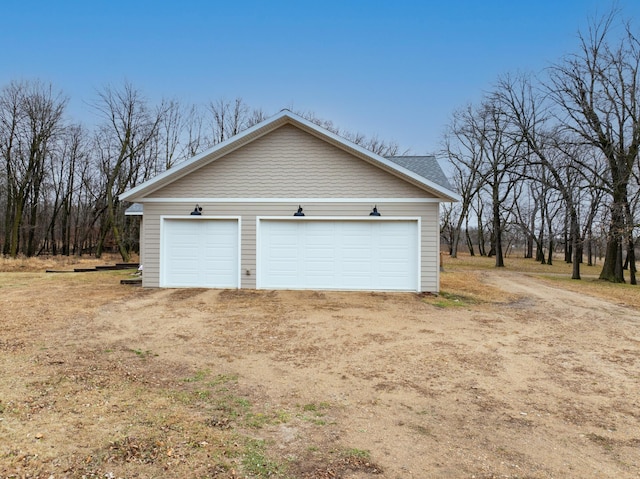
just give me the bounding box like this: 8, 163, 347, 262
120, 110, 460, 202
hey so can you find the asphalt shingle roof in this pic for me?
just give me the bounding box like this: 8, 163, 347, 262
124, 203, 143, 215
385, 156, 453, 191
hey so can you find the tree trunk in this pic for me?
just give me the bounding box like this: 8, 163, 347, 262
627, 238, 637, 285
9, 193, 26, 258
599, 202, 626, 283
624, 202, 637, 285
493, 200, 504, 267
526, 234, 533, 259
570, 210, 581, 279
465, 228, 475, 256
451, 228, 460, 258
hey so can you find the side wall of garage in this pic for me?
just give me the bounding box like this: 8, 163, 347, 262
140, 201, 440, 292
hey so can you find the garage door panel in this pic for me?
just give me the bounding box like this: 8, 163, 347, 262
342, 247, 372, 261
259, 219, 418, 291
161, 219, 239, 288
305, 258, 334, 273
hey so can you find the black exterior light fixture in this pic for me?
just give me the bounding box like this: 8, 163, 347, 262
369, 205, 381, 216
293, 205, 305, 216
190, 204, 203, 216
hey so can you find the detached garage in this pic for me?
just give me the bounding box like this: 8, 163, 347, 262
120, 110, 459, 293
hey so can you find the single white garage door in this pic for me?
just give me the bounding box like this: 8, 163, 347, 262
258, 219, 419, 291
160, 218, 239, 288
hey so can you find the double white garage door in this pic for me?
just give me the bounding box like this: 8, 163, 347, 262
161, 217, 419, 291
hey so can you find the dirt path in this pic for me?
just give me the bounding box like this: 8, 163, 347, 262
1, 270, 639, 478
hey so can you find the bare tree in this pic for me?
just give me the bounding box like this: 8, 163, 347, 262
207, 98, 253, 145
92, 82, 165, 261
0, 80, 66, 257
458, 98, 524, 267
299, 110, 405, 157
495, 72, 613, 279
546, 11, 640, 283
42, 124, 88, 255
442, 104, 485, 257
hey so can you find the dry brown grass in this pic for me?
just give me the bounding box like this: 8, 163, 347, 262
433, 269, 514, 305
441, 252, 640, 309
442, 251, 602, 275
537, 275, 640, 309
0, 253, 138, 272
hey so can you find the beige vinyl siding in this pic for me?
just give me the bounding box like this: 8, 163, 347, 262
140, 201, 440, 292
147, 124, 435, 199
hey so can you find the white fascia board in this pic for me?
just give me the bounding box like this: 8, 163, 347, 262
135, 197, 446, 203
159, 215, 242, 220
256, 215, 421, 221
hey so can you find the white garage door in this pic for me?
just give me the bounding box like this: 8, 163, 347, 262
258, 219, 419, 291
161, 218, 239, 288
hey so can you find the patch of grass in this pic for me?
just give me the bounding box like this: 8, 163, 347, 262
184, 369, 210, 383
298, 413, 327, 426
214, 395, 251, 419
275, 410, 291, 423
242, 438, 286, 477
298, 402, 331, 425
130, 348, 156, 359
207, 373, 240, 388
194, 390, 211, 400
302, 402, 329, 412
341, 447, 371, 460
168, 390, 194, 405
243, 408, 291, 429
430, 291, 474, 308
244, 412, 271, 429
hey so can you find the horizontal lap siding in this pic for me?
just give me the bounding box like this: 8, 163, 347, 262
146, 125, 436, 199
142, 202, 440, 292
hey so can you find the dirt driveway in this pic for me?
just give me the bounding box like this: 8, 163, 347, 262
1, 268, 639, 478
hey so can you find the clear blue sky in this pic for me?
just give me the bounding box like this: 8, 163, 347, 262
2, 0, 638, 155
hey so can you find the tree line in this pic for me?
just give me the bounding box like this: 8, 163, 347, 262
441, 10, 640, 284
0, 83, 400, 262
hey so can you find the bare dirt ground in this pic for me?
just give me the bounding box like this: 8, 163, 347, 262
1, 260, 639, 478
